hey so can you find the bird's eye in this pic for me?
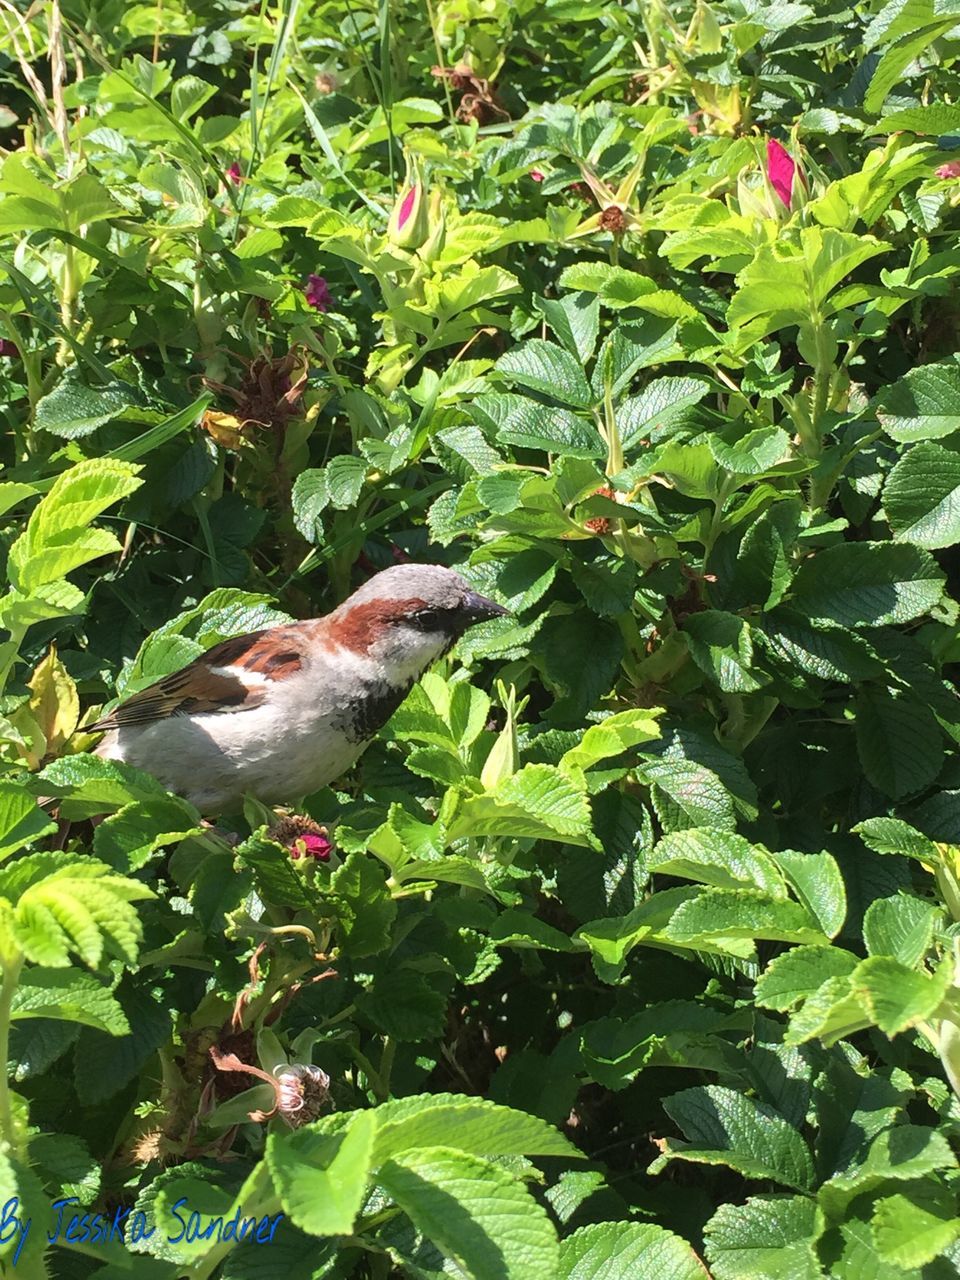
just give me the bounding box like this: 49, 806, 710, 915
409, 608, 445, 632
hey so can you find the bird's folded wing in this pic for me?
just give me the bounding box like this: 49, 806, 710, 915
87, 627, 306, 731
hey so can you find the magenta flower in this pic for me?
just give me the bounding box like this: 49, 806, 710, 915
226, 162, 243, 185
290, 831, 332, 861
0, 339, 19, 357
530, 169, 544, 183
304, 274, 332, 312
936, 160, 960, 180
766, 138, 802, 208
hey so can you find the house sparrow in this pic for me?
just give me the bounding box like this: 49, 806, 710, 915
90, 564, 508, 814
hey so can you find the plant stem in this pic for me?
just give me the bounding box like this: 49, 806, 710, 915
0, 952, 24, 1156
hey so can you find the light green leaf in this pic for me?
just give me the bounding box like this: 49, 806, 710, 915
820, 1126, 957, 1216
266, 1110, 376, 1236
11, 968, 129, 1034
376, 1146, 559, 1280
473, 393, 603, 458
371, 1092, 579, 1164
558, 1221, 705, 1280
649, 829, 787, 898
705, 1195, 825, 1280
448, 764, 597, 848
0, 784, 57, 861
772, 850, 846, 938
871, 1193, 960, 1269
755, 946, 860, 1012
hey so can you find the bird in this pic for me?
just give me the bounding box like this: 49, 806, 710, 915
90, 563, 508, 814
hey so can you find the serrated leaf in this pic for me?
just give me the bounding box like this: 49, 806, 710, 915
266, 1110, 376, 1237
791, 542, 944, 627
820, 1126, 957, 1216
876, 363, 960, 442
871, 1193, 960, 1269
649, 829, 787, 898
755, 946, 860, 1012
495, 340, 594, 408
705, 1195, 825, 1280
558, 1220, 706, 1280
653, 1084, 816, 1191
371, 1092, 579, 1164
0, 784, 57, 862
376, 1146, 559, 1280
448, 764, 597, 848
11, 968, 129, 1034
855, 686, 943, 799
883, 441, 960, 549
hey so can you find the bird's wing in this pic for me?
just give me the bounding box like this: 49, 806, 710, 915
88, 627, 308, 731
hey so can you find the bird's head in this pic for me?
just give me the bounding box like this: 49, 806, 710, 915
325, 563, 509, 681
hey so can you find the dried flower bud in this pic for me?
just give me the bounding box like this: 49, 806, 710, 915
599, 205, 628, 234
274, 1063, 331, 1127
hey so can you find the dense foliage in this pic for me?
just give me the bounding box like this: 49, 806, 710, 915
2, 0, 960, 1276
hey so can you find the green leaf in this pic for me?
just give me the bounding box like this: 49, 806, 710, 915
10, 968, 129, 1034
851, 954, 953, 1035
872, 103, 960, 134
883, 441, 960, 549
871, 1192, 960, 1269
358, 967, 447, 1041
759, 611, 880, 681
755, 946, 860, 1012
791, 542, 944, 627
370, 1092, 579, 1164
376, 1146, 559, 1280
558, 1221, 705, 1280
473, 393, 603, 457
1, 853, 153, 968
683, 611, 767, 693
876, 363, 960, 443
820, 1126, 957, 1216
266, 1110, 376, 1236
495, 340, 594, 408
617, 377, 709, 450
648, 829, 787, 898
665, 888, 828, 949
652, 1084, 816, 1191
34, 376, 144, 439
705, 1195, 825, 1280
0, 784, 56, 862
330, 852, 397, 957
772, 850, 846, 938
537, 292, 600, 363
560, 708, 662, 771
448, 764, 597, 848
855, 686, 944, 799
855, 816, 940, 861
863, 894, 940, 967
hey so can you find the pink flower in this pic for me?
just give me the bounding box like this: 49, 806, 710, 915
936, 160, 960, 179
530, 169, 544, 183
304, 274, 332, 312
290, 831, 332, 861
226, 162, 243, 184
0, 339, 19, 357
766, 138, 801, 208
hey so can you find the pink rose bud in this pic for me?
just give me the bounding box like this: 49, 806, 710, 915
226, 162, 243, 184
0, 339, 19, 357
936, 160, 960, 180
766, 137, 801, 208
530, 169, 544, 182
387, 155, 430, 249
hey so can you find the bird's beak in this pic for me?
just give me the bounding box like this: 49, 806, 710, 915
461, 590, 510, 624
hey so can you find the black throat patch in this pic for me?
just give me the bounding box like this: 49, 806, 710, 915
335, 677, 415, 745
